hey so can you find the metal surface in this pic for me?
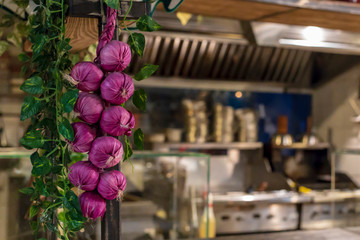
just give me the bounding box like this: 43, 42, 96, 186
188, 227, 360, 240
123, 30, 360, 89
214, 201, 299, 234
133, 77, 314, 93
301, 200, 360, 229
121, 31, 315, 87
213, 191, 312, 204
153, 142, 263, 150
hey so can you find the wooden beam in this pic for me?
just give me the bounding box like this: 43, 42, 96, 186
164, 0, 360, 33
65, 17, 98, 52
262, 8, 360, 33
171, 0, 293, 21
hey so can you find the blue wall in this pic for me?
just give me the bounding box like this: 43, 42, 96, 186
226, 91, 312, 143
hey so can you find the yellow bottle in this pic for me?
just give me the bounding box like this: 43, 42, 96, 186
199, 193, 216, 239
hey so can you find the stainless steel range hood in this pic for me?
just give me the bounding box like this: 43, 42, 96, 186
124, 11, 360, 91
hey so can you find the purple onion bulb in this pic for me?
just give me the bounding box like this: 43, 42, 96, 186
70, 122, 97, 153
99, 40, 131, 72
68, 161, 100, 191
100, 106, 135, 137
79, 191, 106, 220
71, 62, 104, 92
88, 136, 123, 169
97, 170, 127, 200
100, 72, 134, 105
74, 92, 104, 124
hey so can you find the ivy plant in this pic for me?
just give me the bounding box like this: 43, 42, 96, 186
12, 0, 163, 238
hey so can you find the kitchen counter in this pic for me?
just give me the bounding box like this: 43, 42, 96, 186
190, 227, 360, 240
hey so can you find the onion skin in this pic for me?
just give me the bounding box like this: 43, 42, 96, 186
97, 170, 127, 200
79, 191, 106, 220
100, 72, 134, 105
68, 161, 100, 191
100, 106, 135, 137
99, 40, 131, 72
71, 122, 97, 153
74, 92, 104, 124
71, 62, 104, 92
88, 136, 123, 169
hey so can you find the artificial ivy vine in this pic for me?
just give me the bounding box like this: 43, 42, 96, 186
7, 0, 163, 239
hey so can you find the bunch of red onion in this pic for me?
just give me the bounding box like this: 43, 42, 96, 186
67, 7, 133, 220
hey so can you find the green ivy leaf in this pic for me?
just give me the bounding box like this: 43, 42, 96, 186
20, 76, 43, 94
31, 34, 48, 59
13, 0, 29, 9
136, 15, 162, 32
20, 130, 44, 149
34, 177, 49, 197
20, 65, 27, 76
67, 220, 84, 232
29, 205, 39, 218
132, 89, 147, 111
19, 187, 35, 195
45, 222, 57, 232
20, 96, 41, 121
134, 128, 144, 150
18, 53, 30, 62
30, 220, 39, 232
63, 191, 85, 221
134, 64, 159, 81
31, 152, 51, 176
60, 89, 79, 113
0, 41, 9, 57
104, 0, 119, 9
59, 118, 74, 141
123, 136, 133, 161
128, 33, 145, 57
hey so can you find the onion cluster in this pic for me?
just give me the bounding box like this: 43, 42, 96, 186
67, 8, 133, 220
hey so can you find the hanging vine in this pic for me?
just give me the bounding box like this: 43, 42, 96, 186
15, 0, 164, 239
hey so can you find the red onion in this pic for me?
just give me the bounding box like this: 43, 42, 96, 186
71, 62, 104, 92
97, 170, 127, 200
100, 106, 135, 136
100, 72, 134, 105
88, 136, 123, 169
79, 191, 106, 220
71, 122, 97, 153
68, 161, 99, 191
74, 92, 104, 124
99, 40, 131, 72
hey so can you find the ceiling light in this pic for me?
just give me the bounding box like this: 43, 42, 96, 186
302, 26, 324, 42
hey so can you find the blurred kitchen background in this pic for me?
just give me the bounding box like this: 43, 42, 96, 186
4, 0, 360, 239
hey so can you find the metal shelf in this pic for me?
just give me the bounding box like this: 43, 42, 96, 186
272, 143, 330, 150
153, 142, 263, 150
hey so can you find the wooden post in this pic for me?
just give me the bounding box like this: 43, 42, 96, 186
100, 2, 121, 239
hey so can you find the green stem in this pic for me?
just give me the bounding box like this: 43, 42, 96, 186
123, 0, 133, 22
35, 91, 56, 101
46, 147, 58, 158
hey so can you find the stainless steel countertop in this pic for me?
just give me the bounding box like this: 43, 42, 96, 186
190, 227, 360, 240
